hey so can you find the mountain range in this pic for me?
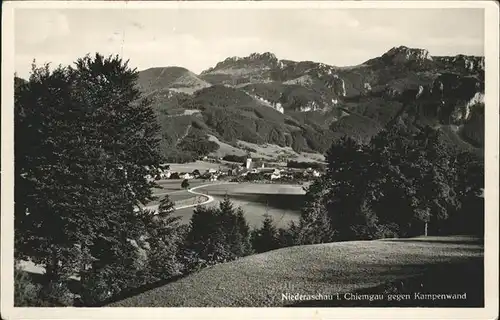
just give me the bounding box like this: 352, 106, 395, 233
19, 45, 486, 163
137, 45, 484, 162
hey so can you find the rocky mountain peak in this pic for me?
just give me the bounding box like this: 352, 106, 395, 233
383, 45, 433, 64
201, 52, 280, 75
248, 52, 278, 62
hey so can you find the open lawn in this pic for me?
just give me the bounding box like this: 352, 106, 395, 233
167, 161, 230, 173
108, 236, 484, 307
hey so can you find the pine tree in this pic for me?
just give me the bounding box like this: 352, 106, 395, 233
141, 196, 183, 281
251, 214, 281, 253
183, 197, 252, 269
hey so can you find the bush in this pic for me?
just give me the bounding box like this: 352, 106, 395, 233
38, 280, 75, 307
170, 172, 180, 179
14, 267, 43, 307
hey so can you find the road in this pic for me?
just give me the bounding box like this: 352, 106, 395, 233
144, 181, 237, 212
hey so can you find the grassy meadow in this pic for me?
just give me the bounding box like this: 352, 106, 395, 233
108, 236, 483, 307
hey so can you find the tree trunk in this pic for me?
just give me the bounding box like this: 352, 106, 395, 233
424, 222, 428, 236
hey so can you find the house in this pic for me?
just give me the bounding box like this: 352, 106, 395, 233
179, 172, 193, 180
245, 158, 252, 169
208, 168, 217, 173
270, 173, 281, 180
270, 169, 281, 180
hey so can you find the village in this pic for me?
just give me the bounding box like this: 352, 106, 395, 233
145, 156, 323, 184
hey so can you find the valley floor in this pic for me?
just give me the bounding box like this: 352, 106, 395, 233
149, 180, 305, 228
108, 235, 483, 308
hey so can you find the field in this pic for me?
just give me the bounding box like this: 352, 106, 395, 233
151, 181, 306, 227
146, 180, 206, 208
205, 136, 326, 163
166, 160, 230, 172
108, 236, 484, 307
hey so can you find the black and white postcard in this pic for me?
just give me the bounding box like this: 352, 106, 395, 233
1, 1, 498, 319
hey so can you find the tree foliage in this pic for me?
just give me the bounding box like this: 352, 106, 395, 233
182, 196, 253, 270
14, 54, 175, 306
181, 179, 190, 189
295, 124, 484, 243
250, 214, 282, 253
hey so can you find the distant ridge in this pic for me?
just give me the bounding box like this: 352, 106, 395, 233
137, 66, 211, 94
128, 46, 486, 161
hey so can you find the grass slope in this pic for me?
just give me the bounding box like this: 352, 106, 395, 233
108, 236, 483, 307
137, 67, 211, 94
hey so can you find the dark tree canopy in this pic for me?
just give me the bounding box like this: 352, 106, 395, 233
295, 125, 484, 244
14, 54, 171, 305
183, 196, 253, 270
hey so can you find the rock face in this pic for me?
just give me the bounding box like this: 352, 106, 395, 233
202, 52, 279, 75
382, 46, 433, 64
364, 82, 372, 92
435, 55, 485, 74
299, 101, 321, 112
416, 85, 424, 99
251, 93, 285, 114
331, 75, 347, 97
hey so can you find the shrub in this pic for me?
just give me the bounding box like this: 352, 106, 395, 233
14, 267, 43, 307
37, 280, 75, 307
170, 172, 180, 179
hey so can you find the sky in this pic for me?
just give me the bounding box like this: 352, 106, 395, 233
14, 8, 484, 78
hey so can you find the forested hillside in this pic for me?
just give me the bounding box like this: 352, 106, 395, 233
131, 46, 484, 162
